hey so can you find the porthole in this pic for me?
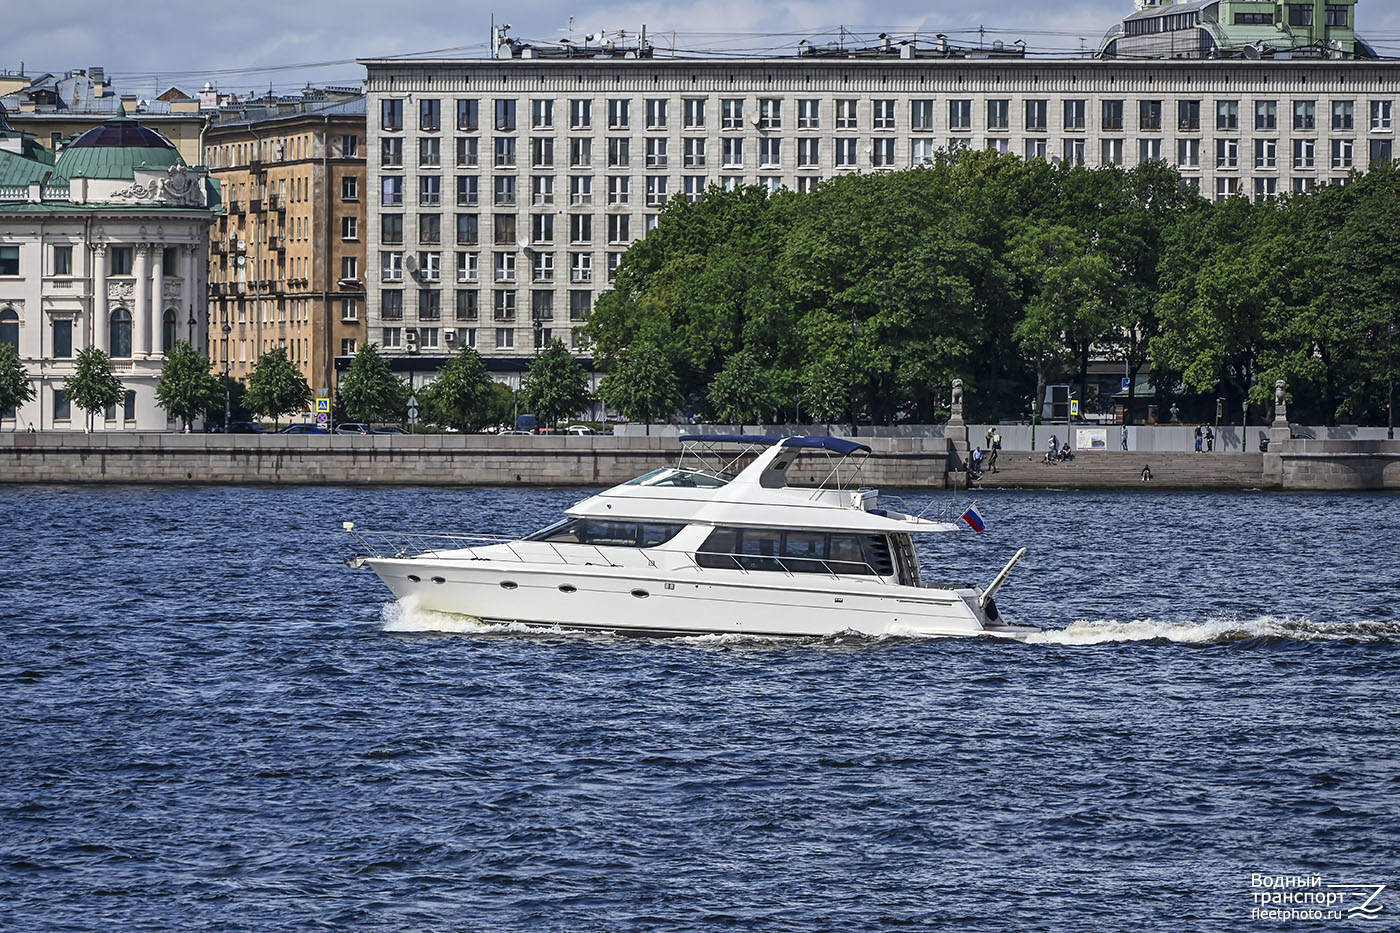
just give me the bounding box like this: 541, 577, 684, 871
631, 588, 649, 599
431, 576, 446, 584
500, 580, 518, 590
407, 574, 421, 583
558, 584, 577, 593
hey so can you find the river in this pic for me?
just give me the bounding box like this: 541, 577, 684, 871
2, 485, 1396, 930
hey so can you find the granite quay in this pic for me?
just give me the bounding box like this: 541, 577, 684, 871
2, 432, 1397, 491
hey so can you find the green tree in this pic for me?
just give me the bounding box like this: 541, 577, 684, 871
155, 341, 220, 431
244, 346, 312, 429
483, 381, 517, 429
521, 338, 592, 430
0, 342, 36, 420
420, 345, 494, 432
337, 343, 410, 425
597, 340, 681, 432
708, 347, 785, 425
65, 346, 125, 432
210, 373, 252, 426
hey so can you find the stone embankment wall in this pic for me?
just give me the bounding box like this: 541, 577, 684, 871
0, 433, 949, 488
1, 433, 1395, 490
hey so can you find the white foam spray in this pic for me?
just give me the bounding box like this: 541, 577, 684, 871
1027, 615, 1400, 646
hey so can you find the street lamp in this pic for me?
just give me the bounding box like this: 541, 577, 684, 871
187, 304, 196, 346
533, 318, 543, 353
849, 308, 860, 438
1388, 311, 1395, 441
222, 321, 233, 429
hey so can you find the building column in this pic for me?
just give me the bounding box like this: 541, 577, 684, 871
133, 244, 151, 358
92, 245, 109, 353
151, 246, 166, 354
186, 244, 204, 349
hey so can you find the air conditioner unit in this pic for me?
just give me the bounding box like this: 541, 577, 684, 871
404, 328, 419, 352
443, 328, 457, 342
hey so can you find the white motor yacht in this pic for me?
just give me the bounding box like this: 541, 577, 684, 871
345, 435, 1036, 639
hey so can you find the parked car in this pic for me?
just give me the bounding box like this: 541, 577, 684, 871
281, 423, 328, 434
514, 414, 538, 433
225, 421, 268, 434
501, 429, 533, 435
335, 423, 371, 435
565, 425, 595, 436
371, 425, 408, 435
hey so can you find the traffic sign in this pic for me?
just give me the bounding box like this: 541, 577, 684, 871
1122, 376, 1131, 390
316, 398, 330, 413
1070, 399, 1080, 418
316, 413, 329, 424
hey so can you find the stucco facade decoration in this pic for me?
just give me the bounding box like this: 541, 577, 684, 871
0, 105, 221, 431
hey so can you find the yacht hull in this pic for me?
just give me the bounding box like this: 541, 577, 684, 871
368, 557, 1029, 640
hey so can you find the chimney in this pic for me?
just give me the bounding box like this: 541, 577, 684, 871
91, 66, 106, 98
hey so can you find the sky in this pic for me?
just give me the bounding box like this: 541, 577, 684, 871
4, 1, 1399, 99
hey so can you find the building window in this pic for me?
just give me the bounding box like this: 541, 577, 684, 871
110, 247, 133, 276
606, 137, 630, 168
381, 137, 403, 167
1027, 138, 1049, 161
456, 214, 479, 246
683, 176, 705, 202
757, 98, 782, 130
420, 211, 442, 245
569, 214, 592, 244
53, 245, 72, 276
1215, 177, 1240, 201
381, 176, 403, 206
683, 138, 706, 168
494, 289, 516, 321
835, 99, 858, 129
341, 338, 358, 355
418, 252, 441, 282
456, 289, 479, 321
53, 318, 73, 358
341, 256, 359, 281
1101, 100, 1124, 132
797, 137, 819, 168
795, 176, 819, 194
1293, 138, 1316, 169
570, 176, 593, 206
721, 99, 743, 130
683, 99, 706, 128
530, 99, 552, 129
1064, 99, 1086, 131
531, 137, 554, 168
341, 177, 359, 200
495, 99, 517, 132
645, 138, 669, 168
949, 99, 972, 131
1178, 100, 1201, 131
645, 176, 668, 207
1255, 100, 1277, 131
607, 176, 630, 205
1101, 139, 1123, 166
1331, 138, 1353, 169
1372, 101, 1393, 131
1325, 4, 1348, 26
570, 138, 592, 168
533, 252, 554, 283
532, 176, 554, 206
607, 215, 629, 244
1293, 177, 1317, 194
1288, 4, 1313, 26
911, 99, 934, 131
457, 175, 479, 207
835, 138, 858, 167
531, 213, 554, 244
381, 252, 403, 282
1139, 100, 1162, 132
381, 99, 403, 131
458, 99, 480, 131
569, 290, 591, 322
646, 99, 668, 129
1255, 138, 1278, 169
457, 251, 480, 283
342, 298, 360, 321
570, 252, 592, 283
1216, 101, 1238, 131
570, 99, 592, 130
420, 98, 441, 131
456, 137, 479, 167
494, 175, 517, 207
1061, 138, 1085, 166
341, 216, 358, 240
531, 290, 554, 322
493, 214, 517, 246
1215, 138, 1239, 168
494, 137, 516, 168
54, 389, 70, 422
871, 138, 895, 167
495, 327, 514, 349
1025, 99, 1048, 132
110, 308, 133, 357
760, 137, 782, 168
722, 138, 743, 168
1332, 100, 1354, 131
608, 98, 630, 130
986, 99, 1009, 131
493, 252, 515, 283
381, 214, 403, 245
418, 289, 441, 320
1370, 139, 1393, 163
382, 327, 401, 348
986, 138, 1010, 155
1293, 100, 1316, 130
797, 99, 820, 129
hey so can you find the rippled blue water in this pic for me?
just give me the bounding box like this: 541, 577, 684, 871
2, 484, 1397, 931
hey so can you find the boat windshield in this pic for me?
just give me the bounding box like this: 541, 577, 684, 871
623, 468, 729, 488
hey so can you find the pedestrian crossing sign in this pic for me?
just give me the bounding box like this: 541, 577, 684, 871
1070, 399, 1080, 417
316, 398, 330, 413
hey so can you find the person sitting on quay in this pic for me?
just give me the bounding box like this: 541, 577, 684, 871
969, 446, 985, 478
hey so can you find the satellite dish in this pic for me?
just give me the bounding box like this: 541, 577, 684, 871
403, 254, 419, 278
750, 115, 762, 127
236, 238, 246, 250
516, 236, 531, 250
236, 255, 245, 267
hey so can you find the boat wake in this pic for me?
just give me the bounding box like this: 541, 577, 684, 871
1028, 616, 1400, 646
379, 598, 573, 637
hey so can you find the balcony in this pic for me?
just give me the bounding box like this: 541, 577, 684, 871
250, 198, 263, 213
249, 159, 264, 174
269, 235, 285, 252
271, 194, 286, 212
229, 200, 244, 215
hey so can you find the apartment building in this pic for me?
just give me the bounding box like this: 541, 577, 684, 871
204, 97, 366, 395
361, 46, 1399, 384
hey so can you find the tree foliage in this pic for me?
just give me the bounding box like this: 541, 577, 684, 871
338, 343, 410, 425
65, 346, 125, 431
420, 345, 494, 431
0, 342, 36, 418
521, 338, 592, 429
244, 347, 312, 428
584, 153, 1400, 427
155, 341, 221, 430
597, 340, 681, 428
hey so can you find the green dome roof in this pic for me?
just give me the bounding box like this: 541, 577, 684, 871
51, 108, 183, 184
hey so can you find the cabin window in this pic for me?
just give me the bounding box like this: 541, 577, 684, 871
696, 527, 894, 576
526, 518, 684, 548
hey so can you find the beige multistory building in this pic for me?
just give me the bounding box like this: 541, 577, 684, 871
361, 39, 1399, 386
203, 97, 366, 397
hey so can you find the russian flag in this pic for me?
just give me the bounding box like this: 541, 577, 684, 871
961, 505, 986, 533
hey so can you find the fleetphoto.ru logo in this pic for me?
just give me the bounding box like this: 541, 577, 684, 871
1250, 873, 1387, 922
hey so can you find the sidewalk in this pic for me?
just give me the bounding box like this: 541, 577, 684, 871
961, 450, 1269, 490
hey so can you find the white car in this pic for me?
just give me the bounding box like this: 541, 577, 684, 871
565, 425, 595, 435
